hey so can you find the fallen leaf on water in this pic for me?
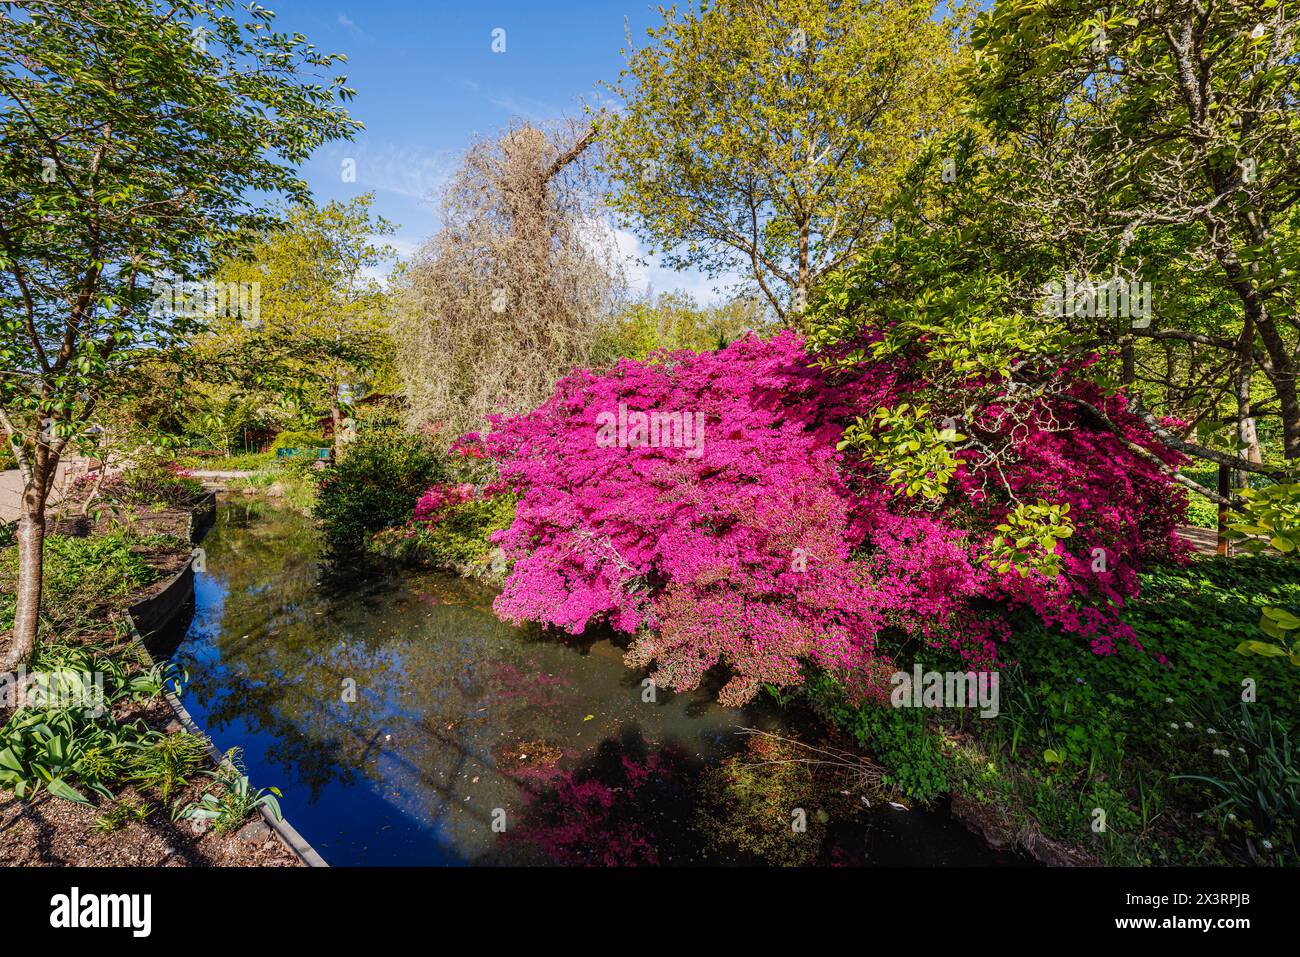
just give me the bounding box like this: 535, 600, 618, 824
583, 714, 594, 721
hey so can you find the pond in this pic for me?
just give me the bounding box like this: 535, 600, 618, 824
166, 498, 1020, 866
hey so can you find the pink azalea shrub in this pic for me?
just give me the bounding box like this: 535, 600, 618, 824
413, 482, 476, 522
477, 332, 1187, 706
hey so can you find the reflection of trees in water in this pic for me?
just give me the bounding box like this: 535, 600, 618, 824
180, 504, 402, 798
179, 504, 595, 842
485, 726, 709, 866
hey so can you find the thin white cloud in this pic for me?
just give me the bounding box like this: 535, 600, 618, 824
457, 78, 561, 122
605, 224, 746, 306
326, 141, 456, 206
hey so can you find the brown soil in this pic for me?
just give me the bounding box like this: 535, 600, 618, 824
0, 785, 299, 867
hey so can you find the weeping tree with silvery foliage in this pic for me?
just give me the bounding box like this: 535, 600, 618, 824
391, 118, 628, 444
0, 0, 361, 668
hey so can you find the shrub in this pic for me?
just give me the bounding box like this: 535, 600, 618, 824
79, 453, 206, 511
481, 331, 1185, 705
313, 430, 446, 546
271, 430, 329, 451
805, 673, 950, 801
368, 486, 516, 570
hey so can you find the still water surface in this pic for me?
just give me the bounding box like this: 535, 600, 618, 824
170, 499, 1017, 866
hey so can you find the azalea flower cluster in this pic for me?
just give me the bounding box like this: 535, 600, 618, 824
413, 482, 477, 522
476, 332, 1187, 706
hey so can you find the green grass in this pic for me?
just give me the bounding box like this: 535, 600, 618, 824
227, 465, 317, 511
177, 450, 276, 471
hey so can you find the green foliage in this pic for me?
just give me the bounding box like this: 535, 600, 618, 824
127, 732, 211, 803
0, 0, 361, 492
590, 292, 773, 365
180, 748, 282, 833
0, 533, 165, 633
602, 0, 970, 320
1229, 483, 1300, 556
177, 450, 275, 471
313, 430, 446, 546
1237, 606, 1300, 684
270, 430, 329, 452
985, 501, 1074, 578
205, 194, 397, 431
0, 634, 194, 804
1177, 704, 1299, 864
369, 494, 516, 571
836, 402, 964, 499
95, 796, 152, 833
117, 457, 207, 510
805, 673, 949, 801
227, 467, 318, 512
803, 556, 1300, 864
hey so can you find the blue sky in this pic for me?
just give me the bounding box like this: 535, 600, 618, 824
273, 0, 730, 301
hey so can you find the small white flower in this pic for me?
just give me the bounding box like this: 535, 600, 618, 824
1165, 697, 1174, 704
1262, 839, 1273, 850
1184, 721, 1194, 729
1170, 722, 1180, 730
1207, 728, 1217, 734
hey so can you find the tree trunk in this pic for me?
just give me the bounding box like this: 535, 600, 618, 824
795, 223, 810, 324
331, 387, 343, 460
4, 481, 47, 671
1235, 327, 1259, 490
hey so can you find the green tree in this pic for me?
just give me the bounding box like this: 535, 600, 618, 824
210, 193, 396, 453
590, 290, 773, 364
965, 0, 1300, 460
602, 0, 970, 323
0, 0, 360, 668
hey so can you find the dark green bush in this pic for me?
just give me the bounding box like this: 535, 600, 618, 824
313, 430, 446, 547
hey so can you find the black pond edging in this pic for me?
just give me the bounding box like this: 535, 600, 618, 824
122, 496, 328, 868
189, 491, 217, 543
128, 491, 216, 643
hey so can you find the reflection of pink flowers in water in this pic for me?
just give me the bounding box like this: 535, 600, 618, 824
504, 740, 688, 866
484, 660, 569, 709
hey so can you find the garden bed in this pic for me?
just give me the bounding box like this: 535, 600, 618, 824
0, 493, 303, 868
0, 693, 297, 867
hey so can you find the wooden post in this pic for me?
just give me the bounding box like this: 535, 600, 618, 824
1216, 462, 1230, 557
